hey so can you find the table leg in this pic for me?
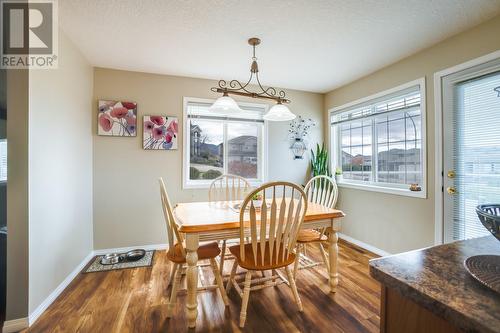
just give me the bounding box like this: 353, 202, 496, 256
328, 227, 339, 293
185, 233, 199, 328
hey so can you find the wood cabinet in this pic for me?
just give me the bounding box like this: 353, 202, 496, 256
380, 286, 461, 333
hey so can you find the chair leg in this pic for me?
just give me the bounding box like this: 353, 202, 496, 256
319, 242, 330, 271
293, 244, 302, 279
226, 260, 238, 293
166, 263, 182, 318
167, 263, 178, 288
285, 266, 303, 312
210, 258, 229, 306
239, 271, 252, 328
220, 240, 227, 274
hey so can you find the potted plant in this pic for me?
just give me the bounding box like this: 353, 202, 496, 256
310, 143, 331, 177
335, 167, 343, 183
251, 192, 263, 208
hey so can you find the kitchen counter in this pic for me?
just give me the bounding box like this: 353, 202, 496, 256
370, 236, 500, 333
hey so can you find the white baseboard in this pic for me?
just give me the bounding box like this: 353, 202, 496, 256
338, 233, 391, 257
28, 251, 95, 326
93, 243, 167, 256
2, 317, 29, 333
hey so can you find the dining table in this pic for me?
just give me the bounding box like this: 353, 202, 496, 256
173, 200, 345, 328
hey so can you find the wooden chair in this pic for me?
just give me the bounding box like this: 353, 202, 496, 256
293, 175, 338, 277
208, 174, 251, 202
226, 181, 308, 327
208, 174, 251, 272
159, 178, 228, 318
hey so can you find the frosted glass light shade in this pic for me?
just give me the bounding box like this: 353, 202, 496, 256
263, 103, 296, 121
209, 95, 243, 113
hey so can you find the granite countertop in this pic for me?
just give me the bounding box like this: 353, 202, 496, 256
369, 236, 500, 333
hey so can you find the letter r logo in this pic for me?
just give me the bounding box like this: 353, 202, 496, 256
2, 1, 53, 55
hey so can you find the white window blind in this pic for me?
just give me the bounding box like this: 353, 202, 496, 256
0, 140, 6, 182
330, 83, 425, 194
452, 71, 500, 240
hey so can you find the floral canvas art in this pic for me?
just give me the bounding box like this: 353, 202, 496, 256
143, 116, 178, 150
98, 100, 137, 136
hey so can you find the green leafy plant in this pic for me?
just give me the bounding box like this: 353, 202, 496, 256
190, 166, 200, 179
310, 143, 331, 177
202, 169, 223, 179
335, 167, 342, 175
251, 192, 263, 201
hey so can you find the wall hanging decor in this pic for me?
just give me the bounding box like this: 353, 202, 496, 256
288, 116, 316, 159
143, 115, 178, 150
98, 100, 137, 136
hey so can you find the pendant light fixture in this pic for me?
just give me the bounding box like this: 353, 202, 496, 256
209, 92, 243, 113
210, 38, 296, 121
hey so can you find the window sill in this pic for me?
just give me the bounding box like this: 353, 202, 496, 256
337, 181, 427, 199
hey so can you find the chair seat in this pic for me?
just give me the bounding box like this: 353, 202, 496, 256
167, 241, 221, 263
296, 229, 328, 243
229, 242, 296, 270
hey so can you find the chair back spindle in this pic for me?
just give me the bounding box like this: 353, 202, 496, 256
238, 182, 307, 267
209, 174, 251, 202
159, 177, 184, 256
304, 175, 338, 208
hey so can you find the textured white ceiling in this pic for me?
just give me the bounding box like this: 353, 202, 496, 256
60, 0, 500, 93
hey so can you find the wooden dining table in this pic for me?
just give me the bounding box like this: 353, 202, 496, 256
173, 200, 345, 328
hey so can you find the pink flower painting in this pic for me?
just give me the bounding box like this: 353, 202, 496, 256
143, 115, 178, 150
98, 100, 137, 137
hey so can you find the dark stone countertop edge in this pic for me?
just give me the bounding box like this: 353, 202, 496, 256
369, 258, 496, 333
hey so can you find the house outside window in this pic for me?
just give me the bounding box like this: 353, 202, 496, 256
183, 97, 267, 189
329, 79, 426, 198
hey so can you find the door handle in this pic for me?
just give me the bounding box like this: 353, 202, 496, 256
447, 187, 457, 195
447, 170, 456, 179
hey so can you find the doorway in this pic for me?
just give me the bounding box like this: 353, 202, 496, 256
438, 55, 500, 243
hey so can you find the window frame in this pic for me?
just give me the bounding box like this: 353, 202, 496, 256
328, 78, 427, 198
182, 97, 269, 189
0, 139, 6, 183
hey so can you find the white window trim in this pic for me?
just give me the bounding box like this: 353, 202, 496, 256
328, 77, 427, 199
182, 97, 269, 189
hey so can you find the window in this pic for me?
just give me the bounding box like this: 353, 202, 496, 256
0, 139, 6, 182
329, 79, 426, 197
183, 98, 267, 188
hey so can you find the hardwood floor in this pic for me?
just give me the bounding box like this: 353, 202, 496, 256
26, 240, 380, 333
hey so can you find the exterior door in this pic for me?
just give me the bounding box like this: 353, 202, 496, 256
442, 60, 500, 243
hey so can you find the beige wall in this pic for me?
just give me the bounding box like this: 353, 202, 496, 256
6, 69, 29, 320
93, 68, 323, 249
324, 15, 500, 254
28, 32, 94, 313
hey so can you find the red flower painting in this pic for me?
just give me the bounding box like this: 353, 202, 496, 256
98, 100, 137, 137
143, 115, 178, 150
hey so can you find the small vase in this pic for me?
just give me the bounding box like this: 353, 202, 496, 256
335, 174, 343, 183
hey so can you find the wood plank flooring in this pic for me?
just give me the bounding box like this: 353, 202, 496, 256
26, 240, 380, 333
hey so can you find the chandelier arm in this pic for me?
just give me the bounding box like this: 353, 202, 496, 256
210, 37, 291, 105
229, 75, 253, 92
255, 72, 276, 96
255, 72, 288, 100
